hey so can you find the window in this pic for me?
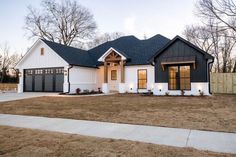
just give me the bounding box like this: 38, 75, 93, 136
40, 48, 44, 55
168, 65, 191, 90
56, 68, 64, 74
111, 70, 117, 80
138, 69, 147, 89
168, 66, 178, 90
25, 70, 33, 75
180, 66, 190, 90
35, 69, 43, 75
45, 69, 54, 74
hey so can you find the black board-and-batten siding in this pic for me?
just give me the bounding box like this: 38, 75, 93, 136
153, 38, 213, 83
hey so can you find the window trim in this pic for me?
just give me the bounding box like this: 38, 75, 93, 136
168, 65, 191, 91
137, 69, 147, 89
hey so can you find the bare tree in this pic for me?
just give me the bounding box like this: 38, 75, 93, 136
197, 0, 236, 33
183, 0, 236, 73
232, 58, 236, 72
0, 43, 22, 82
86, 32, 125, 49
209, 20, 221, 72
25, 0, 97, 46
183, 25, 214, 53
220, 31, 236, 72
184, 20, 236, 72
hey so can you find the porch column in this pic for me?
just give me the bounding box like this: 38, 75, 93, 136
104, 61, 108, 83
102, 61, 109, 93
119, 60, 126, 93
120, 60, 125, 83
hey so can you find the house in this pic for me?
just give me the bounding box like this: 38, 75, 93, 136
15, 34, 214, 95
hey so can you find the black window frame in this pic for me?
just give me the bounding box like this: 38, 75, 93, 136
137, 69, 147, 89
168, 65, 191, 90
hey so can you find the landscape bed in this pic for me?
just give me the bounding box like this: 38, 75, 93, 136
0, 126, 234, 157
0, 94, 235, 132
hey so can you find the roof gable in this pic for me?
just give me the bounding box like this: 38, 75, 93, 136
98, 47, 129, 62
150, 36, 214, 62
15, 39, 68, 68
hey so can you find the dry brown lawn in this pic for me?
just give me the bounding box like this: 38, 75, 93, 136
0, 126, 234, 157
0, 94, 235, 132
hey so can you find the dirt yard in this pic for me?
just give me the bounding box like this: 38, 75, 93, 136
0, 126, 234, 157
0, 94, 235, 132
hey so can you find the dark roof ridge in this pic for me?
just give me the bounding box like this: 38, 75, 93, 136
87, 35, 140, 52
41, 39, 87, 53
140, 34, 170, 41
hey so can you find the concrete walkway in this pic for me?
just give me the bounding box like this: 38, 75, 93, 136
0, 92, 58, 102
0, 114, 235, 154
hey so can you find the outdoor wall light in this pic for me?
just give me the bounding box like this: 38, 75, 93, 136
18, 72, 22, 77
129, 83, 134, 90
158, 85, 162, 92
198, 86, 202, 92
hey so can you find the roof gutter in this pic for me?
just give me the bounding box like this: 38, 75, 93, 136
67, 65, 73, 93
207, 58, 214, 95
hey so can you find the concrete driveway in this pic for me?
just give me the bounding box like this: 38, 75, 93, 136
0, 92, 58, 102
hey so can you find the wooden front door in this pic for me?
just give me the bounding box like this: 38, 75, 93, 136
108, 65, 120, 91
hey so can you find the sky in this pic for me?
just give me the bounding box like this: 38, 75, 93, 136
0, 0, 199, 54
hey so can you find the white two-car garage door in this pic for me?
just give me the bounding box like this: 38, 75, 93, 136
24, 67, 64, 92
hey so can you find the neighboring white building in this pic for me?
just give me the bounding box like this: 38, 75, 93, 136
15, 34, 214, 95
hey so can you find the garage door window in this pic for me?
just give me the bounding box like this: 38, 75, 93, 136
45, 69, 54, 74
25, 70, 33, 75
56, 68, 64, 74
35, 69, 43, 74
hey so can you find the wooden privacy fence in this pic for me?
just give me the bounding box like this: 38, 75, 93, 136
0, 83, 17, 92
210, 73, 236, 94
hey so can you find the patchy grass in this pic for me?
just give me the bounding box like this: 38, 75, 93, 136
0, 94, 235, 132
0, 126, 234, 157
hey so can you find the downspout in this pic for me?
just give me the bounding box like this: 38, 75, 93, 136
67, 65, 73, 93
207, 59, 214, 94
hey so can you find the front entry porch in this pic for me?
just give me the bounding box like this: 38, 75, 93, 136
98, 48, 126, 93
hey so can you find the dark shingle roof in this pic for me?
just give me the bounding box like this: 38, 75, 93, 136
88, 34, 170, 66
42, 39, 97, 68
42, 34, 170, 67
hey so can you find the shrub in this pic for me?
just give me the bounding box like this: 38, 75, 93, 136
165, 92, 169, 96
83, 89, 90, 94
199, 90, 204, 96
98, 87, 101, 93
148, 89, 153, 94
76, 88, 81, 94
